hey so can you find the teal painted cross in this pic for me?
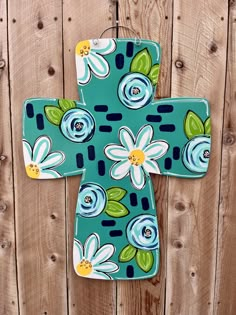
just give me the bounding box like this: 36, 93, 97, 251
22, 38, 211, 280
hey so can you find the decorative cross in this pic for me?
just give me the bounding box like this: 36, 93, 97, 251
22, 38, 211, 280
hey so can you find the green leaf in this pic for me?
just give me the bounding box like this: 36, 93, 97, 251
136, 250, 154, 273
44, 106, 64, 126
105, 201, 129, 218
119, 244, 137, 262
148, 64, 160, 85
184, 111, 204, 139
58, 99, 76, 112
106, 187, 127, 201
130, 48, 152, 75
204, 117, 211, 135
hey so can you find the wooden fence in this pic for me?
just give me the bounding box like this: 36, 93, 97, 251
0, 0, 235, 314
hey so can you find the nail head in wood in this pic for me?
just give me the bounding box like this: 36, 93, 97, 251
12, 18, 16, 23
50, 213, 56, 219
50, 254, 57, 262
37, 20, 44, 30
175, 60, 184, 68
48, 66, 55, 76
210, 42, 218, 53
173, 240, 184, 249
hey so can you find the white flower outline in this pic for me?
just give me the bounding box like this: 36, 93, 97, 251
105, 125, 169, 190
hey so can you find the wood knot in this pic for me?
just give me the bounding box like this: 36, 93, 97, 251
50, 254, 57, 262
37, 20, 44, 29
173, 240, 184, 249
230, 0, 235, 7
209, 42, 218, 53
0, 201, 7, 213
0, 59, 6, 69
48, 66, 55, 76
223, 132, 235, 146
175, 202, 185, 211
0, 239, 11, 249
175, 60, 184, 68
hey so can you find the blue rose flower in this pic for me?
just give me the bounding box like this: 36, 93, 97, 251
126, 215, 159, 250
60, 108, 95, 142
77, 183, 107, 218
182, 136, 211, 173
118, 73, 154, 109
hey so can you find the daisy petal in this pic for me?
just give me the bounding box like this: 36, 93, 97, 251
119, 127, 135, 151
40, 151, 65, 169
92, 244, 115, 265
105, 145, 128, 161
33, 136, 51, 164
90, 39, 116, 55
73, 240, 83, 269
84, 233, 99, 261
39, 169, 62, 179
110, 160, 130, 180
89, 271, 111, 280
143, 160, 160, 174
88, 52, 109, 78
130, 166, 145, 190
144, 141, 169, 159
23, 140, 33, 165
136, 125, 153, 150
76, 56, 91, 85
95, 261, 119, 273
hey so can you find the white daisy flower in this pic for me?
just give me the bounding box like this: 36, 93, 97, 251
23, 135, 65, 179
75, 39, 116, 85
73, 233, 119, 280
105, 125, 169, 190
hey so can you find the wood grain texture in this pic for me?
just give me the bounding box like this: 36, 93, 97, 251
214, 2, 236, 314
118, 1, 173, 314
0, 0, 19, 314
167, 1, 228, 314
8, 1, 67, 314
63, 1, 116, 314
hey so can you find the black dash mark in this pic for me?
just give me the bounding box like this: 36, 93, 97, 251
106, 113, 122, 121
36, 114, 44, 130
109, 230, 123, 237
159, 124, 176, 132
126, 42, 134, 57
76, 153, 84, 168
173, 147, 180, 160
101, 220, 116, 227
165, 158, 172, 170
115, 53, 124, 69
146, 115, 162, 122
157, 105, 174, 113
98, 160, 105, 176
99, 126, 112, 132
141, 197, 150, 210
130, 193, 138, 206
26, 103, 34, 118
126, 265, 134, 278
94, 105, 108, 112
88, 145, 95, 160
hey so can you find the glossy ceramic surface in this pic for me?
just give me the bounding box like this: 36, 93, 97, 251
22, 38, 211, 280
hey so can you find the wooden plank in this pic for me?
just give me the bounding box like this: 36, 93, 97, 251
63, 1, 116, 314
214, 2, 236, 314
8, 1, 67, 314
118, 1, 173, 314
166, 1, 228, 314
0, 1, 19, 314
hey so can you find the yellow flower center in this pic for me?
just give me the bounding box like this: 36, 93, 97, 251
128, 149, 145, 166
76, 259, 93, 277
26, 164, 40, 179
76, 40, 91, 58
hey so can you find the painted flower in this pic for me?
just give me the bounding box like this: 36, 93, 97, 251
77, 183, 107, 218
60, 108, 95, 142
23, 135, 65, 179
182, 136, 211, 173
126, 214, 159, 251
76, 39, 116, 85
118, 73, 154, 109
104, 125, 169, 190
73, 233, 119, 280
